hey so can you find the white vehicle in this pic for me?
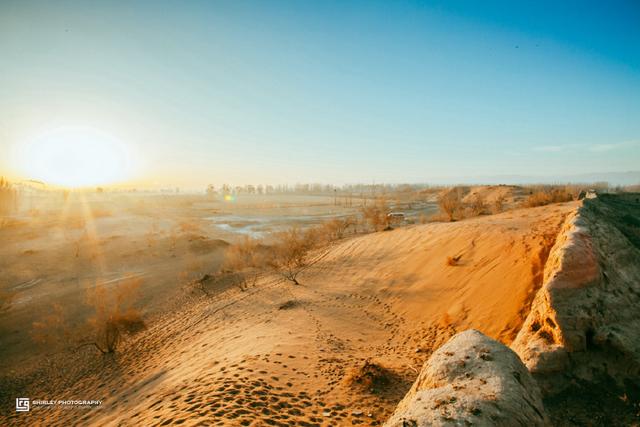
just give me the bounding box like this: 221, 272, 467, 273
386, 212, 406, 224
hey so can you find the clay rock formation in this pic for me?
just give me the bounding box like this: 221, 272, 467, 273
385, 329, 549, 427
511, 195, 640, 393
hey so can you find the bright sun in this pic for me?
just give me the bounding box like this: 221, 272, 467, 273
19, 127, 132, 188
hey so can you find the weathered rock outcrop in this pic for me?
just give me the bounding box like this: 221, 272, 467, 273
511, 195, 640, 393
385, 330, 549, 427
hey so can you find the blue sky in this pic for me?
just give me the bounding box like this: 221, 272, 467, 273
1, 0, 639, 186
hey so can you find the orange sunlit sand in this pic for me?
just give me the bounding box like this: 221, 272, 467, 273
2, 1, 640, 426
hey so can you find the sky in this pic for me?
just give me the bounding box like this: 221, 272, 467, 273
1, 0, 639, 187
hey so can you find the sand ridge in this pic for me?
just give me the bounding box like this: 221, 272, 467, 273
2, 202, 577, 426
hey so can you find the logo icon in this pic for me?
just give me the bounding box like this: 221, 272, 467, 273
16, 398, 30, 412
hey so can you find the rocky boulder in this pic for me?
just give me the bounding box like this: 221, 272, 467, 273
385, 329, 549, 426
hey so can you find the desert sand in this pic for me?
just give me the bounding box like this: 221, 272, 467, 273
2, 197, 581, 426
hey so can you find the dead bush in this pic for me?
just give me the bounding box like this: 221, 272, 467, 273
221, 237, 265, 291
278, 300, 299, 310
361, 198, 390, 231
438, 187, 464, 221
492, 194, 506, 214
188, 273, 214, 295
446, 255, 461, 266
468, 195, 487, 216
523, 188, 574, 208
0, 177, 18, 216
344, 360, 395, 393
321, 217, 356, 241
145, 222, 160, 248
268, 227, 318, 285
83, 278, 146, 354
223, 237, 264, 270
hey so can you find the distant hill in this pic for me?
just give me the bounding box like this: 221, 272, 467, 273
427, 171, 640, 186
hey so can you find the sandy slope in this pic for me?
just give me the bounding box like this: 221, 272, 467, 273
2, 202, 576, 426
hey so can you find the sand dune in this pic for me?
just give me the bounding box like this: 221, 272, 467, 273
2, 202, 577, 426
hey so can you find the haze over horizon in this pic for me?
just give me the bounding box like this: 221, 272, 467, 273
1, 0, 639, 187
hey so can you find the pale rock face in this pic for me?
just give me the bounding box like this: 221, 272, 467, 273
385, 330, 550, 427
512, 196, 640, 393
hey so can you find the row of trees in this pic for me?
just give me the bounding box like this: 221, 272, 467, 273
204, 182, 436, 196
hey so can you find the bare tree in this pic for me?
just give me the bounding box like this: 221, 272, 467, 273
268, 227, 318, 285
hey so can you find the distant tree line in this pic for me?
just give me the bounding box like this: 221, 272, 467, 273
205, 182, 435, 197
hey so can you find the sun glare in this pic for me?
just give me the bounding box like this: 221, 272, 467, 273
18, 127, 133, 188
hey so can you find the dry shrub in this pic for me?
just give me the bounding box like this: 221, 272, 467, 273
0, 177, 18, 216
84, 278, 146, 353
179, 259, 209, 292
64, 226, 88, 258
187, 273, 214, 295
169, 227, 179, 250
321, 217, 355, 241
523, 187, 574, 208
468, 195, 487, 216
439, 312, 453, 328
562, 185, 584, 200
223, 237, 265, 271
492, 194, 506, 214
344, 360, 394, 393
361, 198, 390, 231
446, 255, 461, 266
145, 222, 160, 248
438, 187, 464, 221
221, 237, 265, 291
268, 227, 318, 285
278, 300, 298, 310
